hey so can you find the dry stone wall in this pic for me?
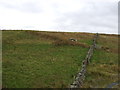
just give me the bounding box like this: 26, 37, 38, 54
70, 33, 99, 88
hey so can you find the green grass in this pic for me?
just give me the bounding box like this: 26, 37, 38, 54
2, 30, 89, 88
2, 30, 119, 88
82, 34, 119, 88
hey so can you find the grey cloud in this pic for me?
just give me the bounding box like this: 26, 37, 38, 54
21, 2, 43, 13
23, 25, 35, 28
0, 1, 43, 13
118, 1, 120, 34
0, 0, 118, 34
54, 1, 117, 34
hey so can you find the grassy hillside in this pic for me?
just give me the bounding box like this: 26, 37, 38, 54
2, 30, 119, 88
82, 34, 119, 88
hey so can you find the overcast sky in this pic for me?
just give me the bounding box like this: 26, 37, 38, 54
0, 0, 118, 34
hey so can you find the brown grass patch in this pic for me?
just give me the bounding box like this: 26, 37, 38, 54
26, 30, 93, 41
26, 31, 90, 48
53, 39, 89, 48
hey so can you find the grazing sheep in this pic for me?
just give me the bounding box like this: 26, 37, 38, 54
69, 38, 77, 42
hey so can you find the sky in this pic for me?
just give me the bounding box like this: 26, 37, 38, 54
0, 0, 119, 34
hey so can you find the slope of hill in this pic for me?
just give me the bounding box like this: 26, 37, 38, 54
82, 34, 119, 88
2, 30, 119, 88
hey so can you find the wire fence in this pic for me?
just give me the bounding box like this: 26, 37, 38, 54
70, 33, 99, 88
